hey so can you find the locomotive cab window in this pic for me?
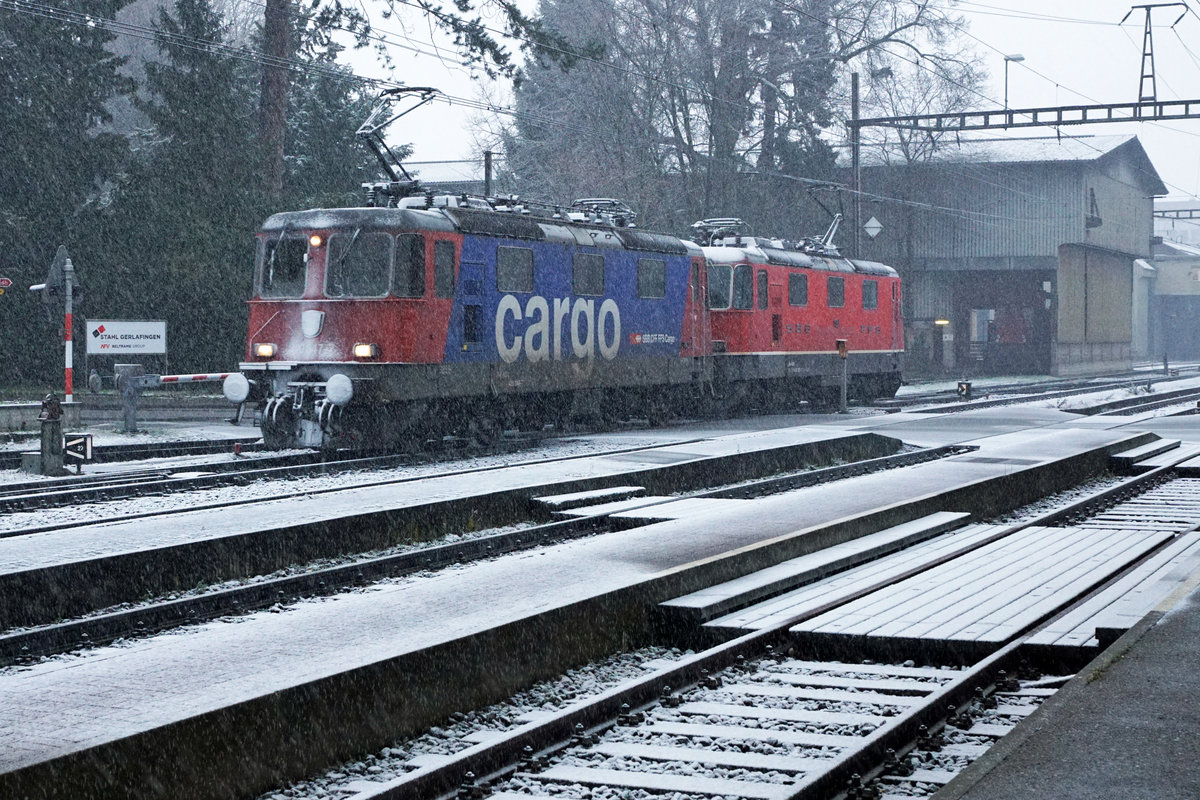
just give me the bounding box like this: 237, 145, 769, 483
325, 230, 391, 298
827, 276, 845, 308
707, 264, 732, 309
756, 269, 768, 309
638, 258, 666, 299
259, 235, 309, 298
788, 273, 808, 306
394, 234, 426, 297
732, 264, 753, 309
497, 246, 534, 293
862, 279, 878, 310
434, 240, 456, 298
573, 253, 605, 296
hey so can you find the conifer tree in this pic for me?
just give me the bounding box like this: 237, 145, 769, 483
0, 0, 134, 385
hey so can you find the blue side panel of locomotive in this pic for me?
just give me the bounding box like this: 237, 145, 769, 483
441, 235, 693, 364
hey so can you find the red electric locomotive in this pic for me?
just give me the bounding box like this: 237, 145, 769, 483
696, 218, 904, 406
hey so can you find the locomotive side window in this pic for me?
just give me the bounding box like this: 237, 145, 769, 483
260, 235, 308, 298
788, 273, 808, 306
325, 230, 391, 298
756, 269, 768, 309
497, 246, 534, 293
707, 264, 732, 309
434, 240, 456, 298
732, 264, 753, 309
827, 276, 845, 308
573, 253, 605, 296
638, 258, 666, 299
394, 234, 426, 297
463, 304, 482, 344
862, 279, 878, 310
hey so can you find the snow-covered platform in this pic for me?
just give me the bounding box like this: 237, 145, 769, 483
0, 419, 1165, 799
940, 575, 1200, 800
0, 427, 896, 627
789, 524, 1175, 660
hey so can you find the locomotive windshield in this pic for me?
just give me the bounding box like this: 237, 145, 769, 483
732, 264, 754, 309
707, 264, 732, 309
259, 235, 308, 298
326, 230, 391, 298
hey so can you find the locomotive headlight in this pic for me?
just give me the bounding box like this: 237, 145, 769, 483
353, 342, 380, 359
308, 234, 323, 247
254, 342, 277, 359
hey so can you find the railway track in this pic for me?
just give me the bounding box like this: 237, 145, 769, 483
265, 454, 1200, 800
0, 437, 262, 471
886, 373, 1200, 416
0, 425, 614, 518
0, 444, 961, 665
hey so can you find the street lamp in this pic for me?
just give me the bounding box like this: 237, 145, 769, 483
1004, 53, 1025, 109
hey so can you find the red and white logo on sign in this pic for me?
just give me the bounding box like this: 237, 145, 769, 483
92, 325, 106, 338
0, 278, 12, 289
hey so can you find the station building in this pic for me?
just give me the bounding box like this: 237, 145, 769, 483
850, 135, 1167, 378
1145, 239, 1200, 363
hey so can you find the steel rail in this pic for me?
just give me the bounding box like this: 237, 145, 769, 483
336, 451, 1200, 800
0, 445, 963, 664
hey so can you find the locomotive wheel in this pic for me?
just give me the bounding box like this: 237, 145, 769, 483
261, 399, 296, 449
467, 414, 502, 447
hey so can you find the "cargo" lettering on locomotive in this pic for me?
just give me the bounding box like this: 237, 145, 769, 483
495, 295, 621, 363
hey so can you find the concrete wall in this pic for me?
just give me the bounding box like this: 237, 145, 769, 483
0, 403, 81, 433
1132, 261, 1156, 360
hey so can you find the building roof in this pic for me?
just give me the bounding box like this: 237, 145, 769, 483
859, 134, 1167, 196
1152, 239, 1200, 259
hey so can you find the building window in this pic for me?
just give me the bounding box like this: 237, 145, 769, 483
788, 272, 808, 306
573, 252, 605, 296
827, 275, 845, 308
394, 234, 426, 297
637, 258, 666, 298
497, 246, 534, 293
862, 279, 878, 310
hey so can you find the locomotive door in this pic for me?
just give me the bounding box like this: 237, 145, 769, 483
890, 281, 903, 353
688, 257, 712, 387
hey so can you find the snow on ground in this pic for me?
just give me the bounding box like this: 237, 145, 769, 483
255, 647, 690, 800
0, 433, 699, 534
0, 420, 253, 453
1024, 375, 1200, 411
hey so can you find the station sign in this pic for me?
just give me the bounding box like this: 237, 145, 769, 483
86, 319, 167, 355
